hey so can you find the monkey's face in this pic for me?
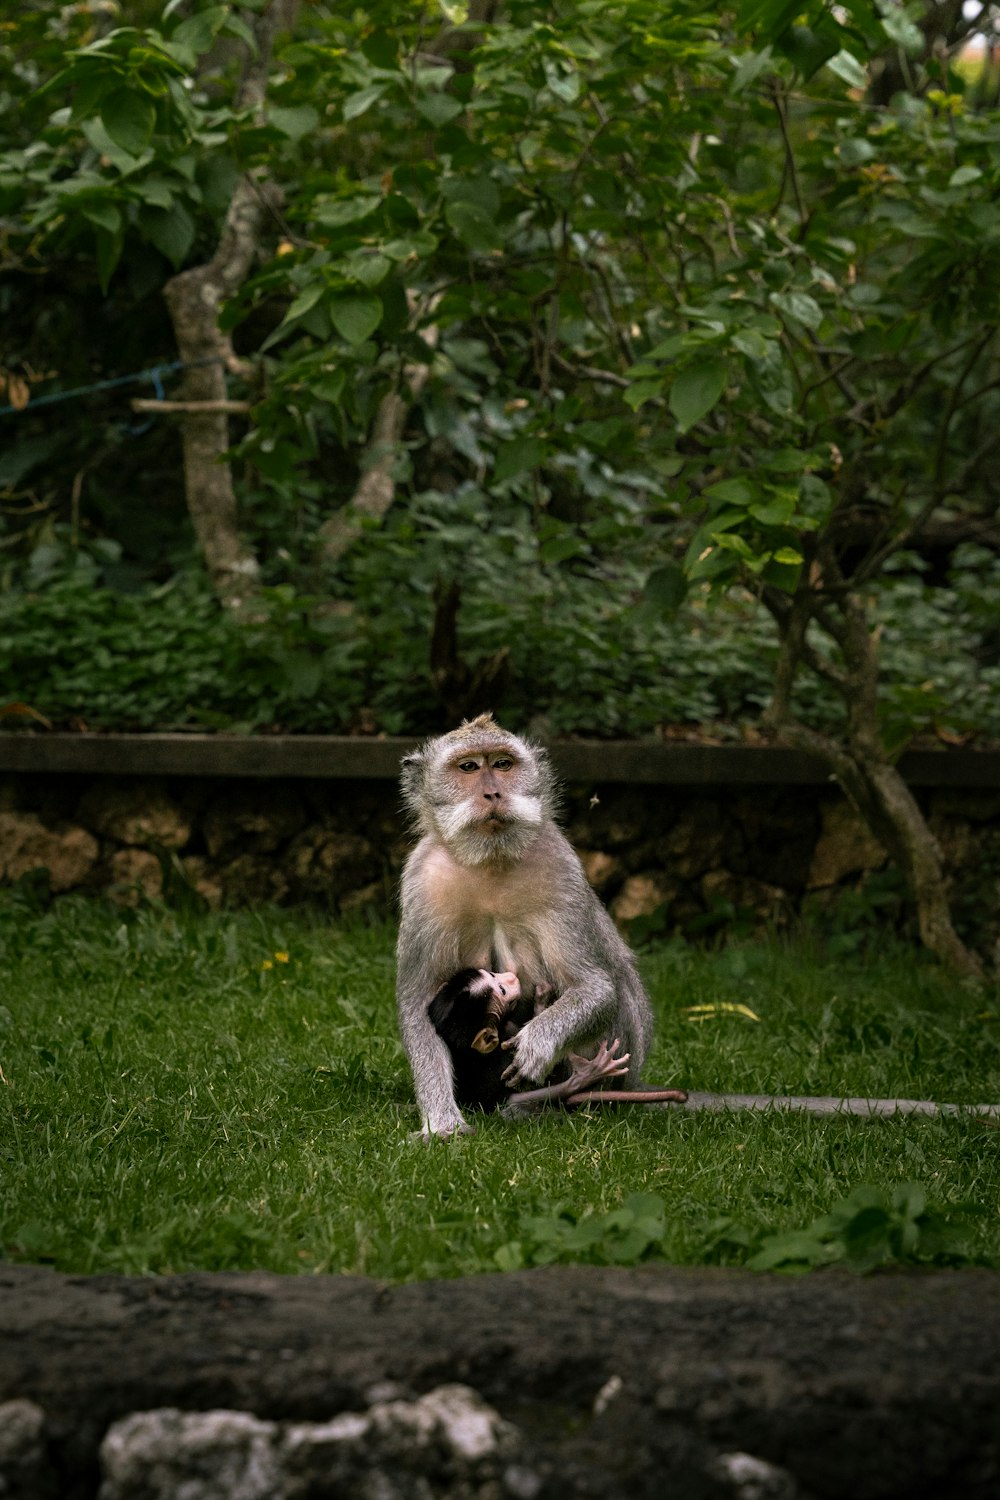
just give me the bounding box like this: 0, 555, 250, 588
401, 716, 556, 866
430, 736, 545, 865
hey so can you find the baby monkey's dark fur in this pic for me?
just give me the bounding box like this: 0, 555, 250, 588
429, 968, 687, 1116
428, 967, 538, 1113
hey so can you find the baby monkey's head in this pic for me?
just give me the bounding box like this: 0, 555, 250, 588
428, 968, 522, 1056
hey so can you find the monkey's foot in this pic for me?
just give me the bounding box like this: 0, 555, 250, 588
563, 1037, 631, 1093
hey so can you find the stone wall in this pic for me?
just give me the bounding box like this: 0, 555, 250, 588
1, 773, 998, 950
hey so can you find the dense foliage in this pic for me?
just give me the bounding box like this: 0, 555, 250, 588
3, 534, 998, 737
2, 0, 999, 742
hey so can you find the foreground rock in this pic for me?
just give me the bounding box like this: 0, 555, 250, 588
1, 1263, 998, 1499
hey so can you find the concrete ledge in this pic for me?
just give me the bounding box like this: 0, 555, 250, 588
1, 1261, 998, 1498
1, 732, 998, 785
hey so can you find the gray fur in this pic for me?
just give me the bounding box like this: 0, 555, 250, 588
396, 716, 653, 1139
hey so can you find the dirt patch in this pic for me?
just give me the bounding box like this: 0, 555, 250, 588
1, 1262, 998, 1498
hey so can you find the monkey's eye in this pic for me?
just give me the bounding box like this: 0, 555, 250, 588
498, 984, 506, 996
457, 760, 480, 773
492, 757, 513, 771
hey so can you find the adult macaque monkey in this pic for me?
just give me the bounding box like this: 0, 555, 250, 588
396, 713, 654, 1140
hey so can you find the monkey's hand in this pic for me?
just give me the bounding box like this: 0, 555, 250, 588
414, 1111, 475, 1144
500, 1018, 557, 1089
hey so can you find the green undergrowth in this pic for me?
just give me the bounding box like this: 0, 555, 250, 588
1, 893, 997, 1280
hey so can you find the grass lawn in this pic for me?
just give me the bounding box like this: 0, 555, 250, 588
1, 891, 997, 1279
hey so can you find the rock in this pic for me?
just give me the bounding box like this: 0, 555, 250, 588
735, 794, 819, 891
181, 856, 224, 911
339, 880, 389, 916
0, 812, 98, 892
577, 850, 623, 893
807, 801, 886, 889
78, 782, 191, 850
202, 788, 306, 860
701, 870, 792, 926
287, 830, 376, 899
664, 803, 729, 879
98, 1386, 526, 1500
0, 1398, 56, 1499
219, 854, 289, 906
106, 849, 163, 906
610, 872, 676, 924
714, 1451, 801, 1500
99, 1409, 280, 1500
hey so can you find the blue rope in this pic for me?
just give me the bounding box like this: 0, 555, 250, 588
0, 356, 223, 418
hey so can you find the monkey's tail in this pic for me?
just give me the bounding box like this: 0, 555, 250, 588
564, 1089, 1000, 1117
566, 1088, 688, 1107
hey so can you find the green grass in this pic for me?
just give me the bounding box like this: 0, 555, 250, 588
1, 892, 998, 1279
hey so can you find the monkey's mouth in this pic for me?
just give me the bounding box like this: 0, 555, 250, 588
481, 812, 509, 831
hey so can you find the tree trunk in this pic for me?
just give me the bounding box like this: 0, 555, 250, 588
763, 582, 983, 978
163, 183, 271, 612
161, 1, 291, 611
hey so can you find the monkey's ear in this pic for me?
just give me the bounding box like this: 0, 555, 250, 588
472, 1026, 500, 1055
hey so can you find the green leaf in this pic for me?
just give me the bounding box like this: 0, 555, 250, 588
949, 166, 982, 189
643, 563, 687, 615
731, 47, 775, 92
269, 105, 320, 141
494, 436, 547, 483
141, 202, 195, 267
283, 282, 326, 323
445, 200, 504, 253
772, 546, 803, 564
361, 30, 398, 69
441, 176, 501, 215
732, 328, 773, 360
81, 200, 122, 236
770, 291, 823, 330
314, 194, 381, 228
540, 533, 586, 565
383, 231, 439, 260
777, 22, 840, 80
100, 90, 156, 157
827, 50, 868, 90
311, 369, 346, 405
705, 477, 755, 507
623, 379, 662, 411
95, 226, 123, 293
343, 85, 388, 121
416, 93, 464, 126
750, 499, 796, 526
329, 293, 383, 345
135, 177, 174, 209
878, 6, 923, 55
171, 7, 229, 59
347, 252, 391, 288
669, 359, 728, 433
542, 57, 581, 102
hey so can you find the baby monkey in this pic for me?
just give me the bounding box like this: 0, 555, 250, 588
429, 968, 687, 1118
